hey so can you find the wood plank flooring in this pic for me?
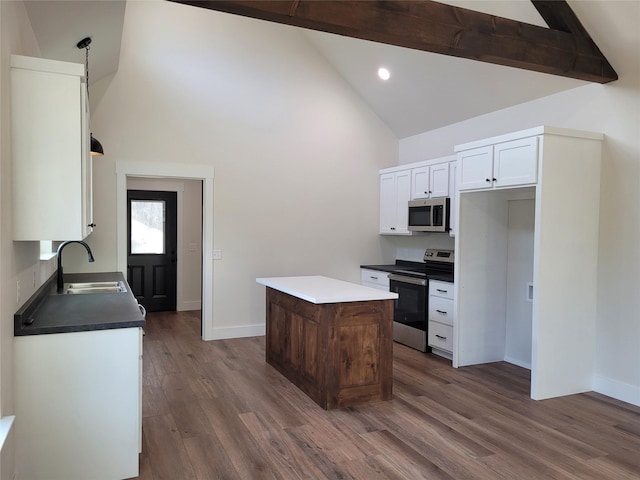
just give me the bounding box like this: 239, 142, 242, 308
132, 311, 640, 479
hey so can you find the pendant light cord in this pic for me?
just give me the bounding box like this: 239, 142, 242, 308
77, 36, 104, 156
76, 37, 92, 98
84, 43, 90, 99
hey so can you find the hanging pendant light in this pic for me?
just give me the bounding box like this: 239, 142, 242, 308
77, 37, 104, 156
90, 134, 104, 156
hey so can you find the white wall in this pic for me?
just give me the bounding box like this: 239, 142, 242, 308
0, 2, 53, 478
83, 1, 397, 337
504, 198, 534, 369
399, 1, 640, 404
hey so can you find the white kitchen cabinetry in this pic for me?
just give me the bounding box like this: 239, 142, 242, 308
428, 280, 454, 358
15, 328, 142, 480
361, 268, 390, 291
380, 155, 455, 235
457, 137, 538, 191
11, 54, 93, 241
454, 126, 603, 401
379, 169, 412, 235
411, 162, 449, 199
448, 161, 457, 237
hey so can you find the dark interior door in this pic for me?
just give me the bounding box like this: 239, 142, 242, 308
127, 190, 177, 312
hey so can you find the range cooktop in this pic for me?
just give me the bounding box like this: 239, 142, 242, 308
361, 249, 455, 282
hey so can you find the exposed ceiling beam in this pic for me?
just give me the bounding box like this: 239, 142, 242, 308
169, 0, 617, 84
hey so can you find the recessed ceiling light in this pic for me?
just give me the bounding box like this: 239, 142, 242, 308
378, 67, 391, 81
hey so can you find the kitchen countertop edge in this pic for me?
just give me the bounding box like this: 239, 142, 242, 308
257, 275, 398, 304
360, 264, 455, 283
14, 272, 145, 336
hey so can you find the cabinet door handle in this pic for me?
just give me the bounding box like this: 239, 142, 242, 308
436, 289, 447, 293
492, 178, 497, 182
370, 276, 378, 280
88, 223, 96, 228
485, 178, 491, 182
435, 334, 447, 340
390, 227, 396, 230
436, 309, 447, 314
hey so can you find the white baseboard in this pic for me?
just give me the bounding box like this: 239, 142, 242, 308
504, 355, 531, 370
211, 324, 265, 340
593, 374, 640, 407
178, 300, 201, 312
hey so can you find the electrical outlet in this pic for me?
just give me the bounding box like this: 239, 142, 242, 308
213, 250, 222, 260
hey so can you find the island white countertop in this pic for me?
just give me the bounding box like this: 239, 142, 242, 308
256, 276, 399, 304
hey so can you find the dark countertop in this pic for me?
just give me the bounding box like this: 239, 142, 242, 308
15, 272, 146, 336
361, 261, 454, 283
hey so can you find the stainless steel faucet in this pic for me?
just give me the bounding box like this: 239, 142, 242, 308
56, 241, 95, 293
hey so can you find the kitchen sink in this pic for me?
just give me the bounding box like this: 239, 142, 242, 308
64, 281, 127, 295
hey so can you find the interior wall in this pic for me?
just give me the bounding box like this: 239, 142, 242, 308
84, 1, 398, 337
399, 1, 640, 403
127, 177, 202, 311
504, 198, 534, 369
0, 2, 46, 478
455, 190, 508, 367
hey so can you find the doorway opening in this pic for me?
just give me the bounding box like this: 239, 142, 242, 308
116, 162, 214, 340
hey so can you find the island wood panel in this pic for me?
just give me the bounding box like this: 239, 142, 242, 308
265, 287, 393, 409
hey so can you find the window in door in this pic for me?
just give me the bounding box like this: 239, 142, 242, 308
130, 200, 165, 254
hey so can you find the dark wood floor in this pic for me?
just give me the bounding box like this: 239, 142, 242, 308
133, 311, 640, 480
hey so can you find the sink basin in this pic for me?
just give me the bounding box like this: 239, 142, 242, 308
64, 281, 127, 295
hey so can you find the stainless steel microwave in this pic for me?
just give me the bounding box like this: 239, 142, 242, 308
408, 198, 450, 233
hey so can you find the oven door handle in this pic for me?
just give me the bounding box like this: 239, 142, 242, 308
389, 274, 426, 286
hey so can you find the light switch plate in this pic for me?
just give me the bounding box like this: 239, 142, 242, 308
213, 250, 222, 260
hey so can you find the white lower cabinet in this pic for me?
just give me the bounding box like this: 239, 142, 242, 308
428, 321, 453, 353
428, 280, 454, 358
361, 268, 390, 291
15, 328, 142, 480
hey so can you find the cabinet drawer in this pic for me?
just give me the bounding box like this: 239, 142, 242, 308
429, 280, 453, 299
428, 296, 453, 326
428, 321, 453, 353
360, 269, 390, 290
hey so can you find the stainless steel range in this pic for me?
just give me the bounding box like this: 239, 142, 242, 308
388, 249, 454, 352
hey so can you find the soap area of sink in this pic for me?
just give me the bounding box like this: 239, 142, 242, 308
14, 271, 145, 336
63, 281, 127, 295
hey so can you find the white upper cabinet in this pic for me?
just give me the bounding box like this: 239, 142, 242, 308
457, 145, 494, 190
379, 169, 412, 235
430, 163, 450, 197
11, 55, 93, 241
411, 166, 430, 199
457, 137, 538, 191
411, 163, 450, 199
493, 137, 538, 187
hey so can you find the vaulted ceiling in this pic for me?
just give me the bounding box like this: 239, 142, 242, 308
23, 0, 618, 138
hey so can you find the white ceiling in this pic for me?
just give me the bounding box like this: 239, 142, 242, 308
23, 0, 126, 83
23, 0, 588, 139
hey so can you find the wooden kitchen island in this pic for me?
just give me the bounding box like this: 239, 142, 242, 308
256, 276, 398, 410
